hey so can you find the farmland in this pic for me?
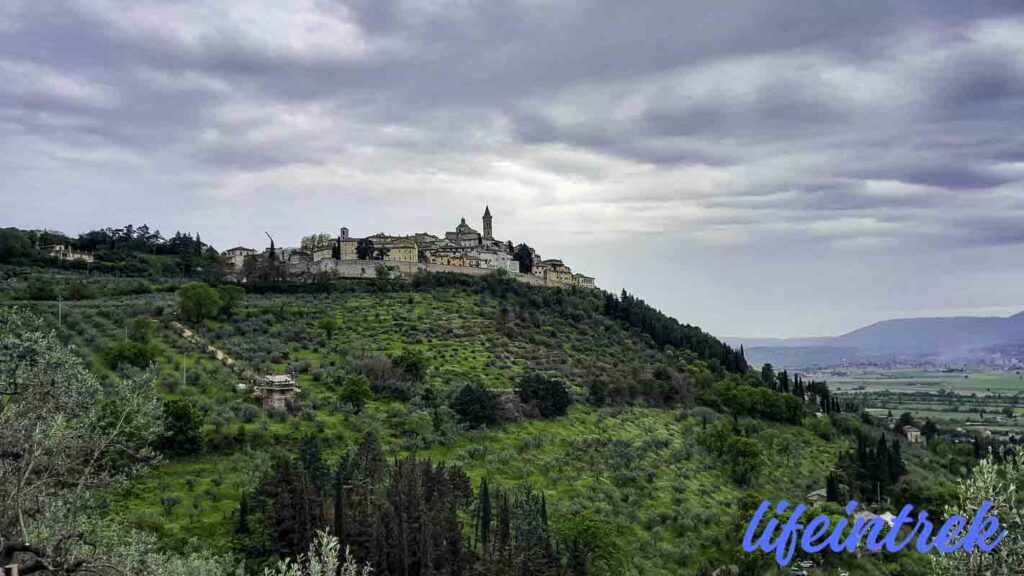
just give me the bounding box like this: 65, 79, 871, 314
821, 368, 1024, 428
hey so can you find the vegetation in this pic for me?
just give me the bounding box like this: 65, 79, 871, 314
0, 266, 1009, 576
932, 450, 1024, 575
160, 399, 206, 457
180, 283, 225, 323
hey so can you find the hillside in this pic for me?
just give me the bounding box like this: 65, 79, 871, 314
2, 271, 951, 576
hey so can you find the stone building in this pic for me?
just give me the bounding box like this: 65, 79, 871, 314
338, 227, 359, 260
483, 205, 493, 239
540, 259, 574, 286
365, 234, 419, 262
287, 251, 312, 275
44, 244, 94, 263
253, 374, 299, 411
573, 273, 596, 288
312, 246, 334, 262
903, 425, 925, 444
291, 207, 596, 287
445, 217, 484, 246
222, 246, 255, 269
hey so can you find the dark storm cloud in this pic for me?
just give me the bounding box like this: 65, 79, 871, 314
2, 0, 1023, 335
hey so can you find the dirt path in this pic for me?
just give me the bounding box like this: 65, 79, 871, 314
170, 321, 237, 368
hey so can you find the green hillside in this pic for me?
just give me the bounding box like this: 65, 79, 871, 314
3, 270, 961, 575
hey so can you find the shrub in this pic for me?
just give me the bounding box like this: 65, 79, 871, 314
393, 348, 429, 383
101, 341, 156, 370
586, 379, 610, 406
126, 316, 154, 344
451, 383, 499, 428
516, 372, 571, 418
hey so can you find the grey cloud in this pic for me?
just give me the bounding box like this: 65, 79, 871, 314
2, 0, 1024, 335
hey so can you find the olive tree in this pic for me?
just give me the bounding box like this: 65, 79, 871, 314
0, 308, 163, 573
932, 450, 1024, 576
262, 531, 371, 576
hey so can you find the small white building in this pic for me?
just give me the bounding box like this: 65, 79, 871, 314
44, 244, 93, 263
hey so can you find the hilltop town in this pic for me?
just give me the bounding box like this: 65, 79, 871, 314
221, 206, 596, 289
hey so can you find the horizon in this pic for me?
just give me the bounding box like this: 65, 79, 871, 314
3, 1, 1024, 337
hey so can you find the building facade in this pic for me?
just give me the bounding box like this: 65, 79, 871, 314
288, 207, 595, 288
222, 246, 256, 269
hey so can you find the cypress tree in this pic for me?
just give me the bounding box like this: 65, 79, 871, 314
235, 491, 250, 537
826, 472, 840, 503
478, 478, 492, 556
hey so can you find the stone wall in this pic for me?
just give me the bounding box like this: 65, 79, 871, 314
310, 258, 557, 287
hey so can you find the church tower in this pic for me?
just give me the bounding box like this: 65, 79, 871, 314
482, 205, 493, 239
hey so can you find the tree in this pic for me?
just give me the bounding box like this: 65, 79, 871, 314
725, 436, 764, 486
218, 285, 246, 316
159, 398, 204, 456
300, 233, 334, 253
393, 348, 429, 383
261, 531, 371, 576
356, 238, 375, 260
339, 374, 373, 414
101, 341, 156, 370
178, 282, 223, 323
317, 317, 339, 339
476, 479, 492, 554
922, 419, 939, 439
25, 276, 57, 300
550, 511, 622, 576
260, 458, 319, 561
514, 243, 534, 273
760, 363, 775, 388
586, 379, 609, 407
517, 372, 571, 418
452, 383, 499, 428
126, 316, 154, 344
826, 471, 841, 503
898, 411, 916, 429
932, 451, 1024, 575
0, 309, 162, 574
0, 228, 33, 263
235, 492, 251, 538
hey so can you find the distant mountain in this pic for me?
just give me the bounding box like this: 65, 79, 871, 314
830, 312, 1024, 354
730, 311, 1024, 368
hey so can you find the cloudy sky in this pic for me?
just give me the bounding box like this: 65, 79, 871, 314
2, 1, 1023, 337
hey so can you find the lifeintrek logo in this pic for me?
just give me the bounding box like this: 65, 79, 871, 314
743, 500, 1006, 566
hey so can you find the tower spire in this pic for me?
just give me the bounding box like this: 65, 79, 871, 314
482, 205, 493, 239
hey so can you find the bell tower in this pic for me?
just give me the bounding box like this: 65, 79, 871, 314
482, 205, 493, 239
